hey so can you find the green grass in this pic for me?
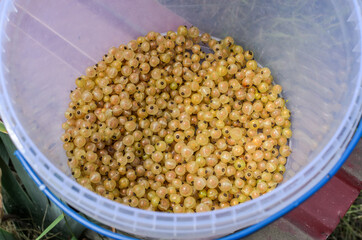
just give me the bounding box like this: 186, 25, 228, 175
328, 192, 362, 240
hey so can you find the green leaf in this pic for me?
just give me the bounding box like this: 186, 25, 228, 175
0, 151, 34, 215
0, 133, 86, 238
63, 213, 84, 239
0, 139, 9, 165
0, 121, 7, 134
43, 202, 84, 238
0, 228, 16, 240
36, 213, 64, 240
0, 133, 48, 214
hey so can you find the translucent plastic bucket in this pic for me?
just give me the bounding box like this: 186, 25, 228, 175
0, 0, 362, 239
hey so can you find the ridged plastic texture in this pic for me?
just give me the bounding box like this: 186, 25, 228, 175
0, 0, 361, 239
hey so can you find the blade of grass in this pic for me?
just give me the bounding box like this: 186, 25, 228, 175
41, 204, 49, 231
0, 121, 7, 134
36, 214, 64, 240
44, 203, 85, 238
45, 204, 86, 238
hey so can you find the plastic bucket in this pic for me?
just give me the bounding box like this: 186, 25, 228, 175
0, 0, 361, 239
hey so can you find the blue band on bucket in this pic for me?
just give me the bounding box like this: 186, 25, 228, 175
15, 118, 362, 240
